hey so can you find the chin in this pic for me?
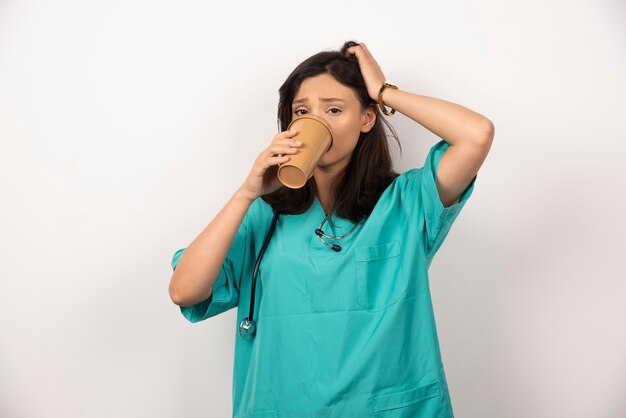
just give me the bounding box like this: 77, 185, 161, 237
317, 153, 351, 171
316, 153, 331, 167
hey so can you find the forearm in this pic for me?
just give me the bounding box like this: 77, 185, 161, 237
381, 88, 493, 146
169, 187, 254, 307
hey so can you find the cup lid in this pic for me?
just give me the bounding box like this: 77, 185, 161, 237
287, 114, 333, 150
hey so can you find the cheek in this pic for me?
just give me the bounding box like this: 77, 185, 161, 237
328, 121, 358, 149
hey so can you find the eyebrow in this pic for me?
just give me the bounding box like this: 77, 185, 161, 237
292, 97, 346, 105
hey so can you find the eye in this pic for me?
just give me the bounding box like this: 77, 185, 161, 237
293, 108, 342, 116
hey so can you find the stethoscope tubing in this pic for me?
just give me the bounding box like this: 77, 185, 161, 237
248, 208, 280, 322
239, 208, 279, 340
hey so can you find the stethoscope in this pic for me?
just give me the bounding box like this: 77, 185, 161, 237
238, 206, 362, 341
238, 208, 280, 341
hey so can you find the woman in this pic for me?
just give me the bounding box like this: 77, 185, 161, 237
169, 41, 494, 418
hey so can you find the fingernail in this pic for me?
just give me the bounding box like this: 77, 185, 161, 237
295, 140, 302, 145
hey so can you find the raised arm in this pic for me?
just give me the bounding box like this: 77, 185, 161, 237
346, 42, 494, 207
169, 188, 254, 307
169, 127, 303, 308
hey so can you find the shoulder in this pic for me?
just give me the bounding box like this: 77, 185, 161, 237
245, 196, 277, 226
384, 168, 424, 196
397, 167, 422, 182
389, 140, 452, 192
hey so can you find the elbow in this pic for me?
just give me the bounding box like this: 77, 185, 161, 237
168, 275, 212, 307
476, 119, 495, 146
170, 289, 197, 308
169, 281, 186, 307
468, 121, 494, 150
169, 274, 190, 307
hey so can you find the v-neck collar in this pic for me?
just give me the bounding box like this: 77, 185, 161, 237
314, 195, 335, 218
312, 195, 343, 232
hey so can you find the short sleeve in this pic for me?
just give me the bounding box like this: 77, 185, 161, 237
171, 213, 249, 323
403, 139, 477, 260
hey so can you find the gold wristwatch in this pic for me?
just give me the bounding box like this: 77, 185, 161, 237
377, 82, 398, 116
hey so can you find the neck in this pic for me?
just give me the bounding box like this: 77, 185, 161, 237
313, 162, 345, 215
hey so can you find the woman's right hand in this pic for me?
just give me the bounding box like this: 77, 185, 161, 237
238, 129, 303, 201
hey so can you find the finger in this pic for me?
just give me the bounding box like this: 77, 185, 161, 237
269, 145, 300, 155
277, 139, 302, 147
346, 44, 362, 56
268, 143, 301, 155
267, 155, 290, 166
274, 136, 302, 147
273, 130, 298, 143
359, 43, 375, 60
280, 129, 299, 137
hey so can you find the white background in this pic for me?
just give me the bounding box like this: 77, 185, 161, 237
1, 0, 625, 417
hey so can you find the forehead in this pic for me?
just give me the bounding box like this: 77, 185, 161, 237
292, 73, 357, 104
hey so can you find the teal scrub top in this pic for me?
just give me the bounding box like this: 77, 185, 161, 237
171, 139, 476, 418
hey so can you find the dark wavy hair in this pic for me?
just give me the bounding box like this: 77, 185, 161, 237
261, 40, 402, 224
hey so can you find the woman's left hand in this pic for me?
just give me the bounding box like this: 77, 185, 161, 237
346, 42, 387, 102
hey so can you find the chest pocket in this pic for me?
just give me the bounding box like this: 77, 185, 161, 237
354, 241, 407, 312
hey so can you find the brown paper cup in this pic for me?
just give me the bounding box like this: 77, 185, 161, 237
277, 114, 334, 189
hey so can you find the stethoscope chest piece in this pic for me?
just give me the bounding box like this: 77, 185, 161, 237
238, 317, 256, 341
